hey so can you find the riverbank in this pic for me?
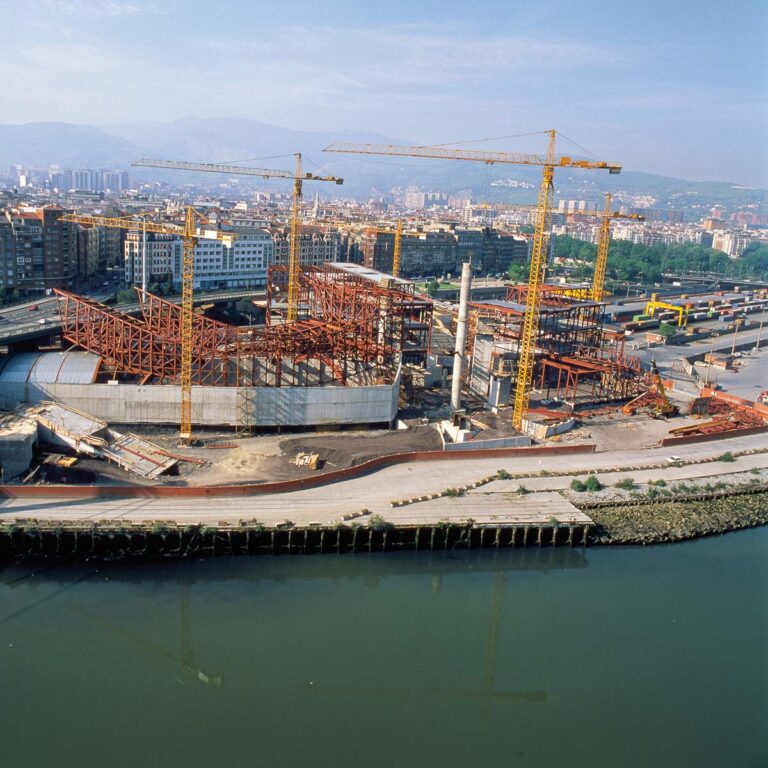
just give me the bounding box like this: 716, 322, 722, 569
581, 486, 768, 545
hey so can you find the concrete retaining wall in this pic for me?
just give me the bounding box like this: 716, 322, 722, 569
0, 375, 400, 429
442, 434, 531, 451
0, 420, 37, 480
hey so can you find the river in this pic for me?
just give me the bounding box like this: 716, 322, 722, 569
1, 528, 766, 768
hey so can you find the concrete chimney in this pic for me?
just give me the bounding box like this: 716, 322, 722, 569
451, 261, 472, 412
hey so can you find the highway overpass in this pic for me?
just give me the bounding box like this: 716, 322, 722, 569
0, 288, 265, 347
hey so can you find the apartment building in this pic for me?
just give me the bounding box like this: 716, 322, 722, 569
0, 205, 78, 292
124, 227, 273, 289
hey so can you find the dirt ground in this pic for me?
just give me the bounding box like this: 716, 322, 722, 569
184, 425, 442, 486
559, 410, 703, 451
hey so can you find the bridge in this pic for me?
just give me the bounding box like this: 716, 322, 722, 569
0, 288, 265, 347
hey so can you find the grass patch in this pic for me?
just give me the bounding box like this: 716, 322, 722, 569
715, 451, 736, 463
648, 479, 667, 487
496, 469, 511, 480
570, 478, 586, 492
369, 514, 392, 531
444, 487, 464, 498
615, 477, 636, 491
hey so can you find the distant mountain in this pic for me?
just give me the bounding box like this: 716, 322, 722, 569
102, 116, 408, 194
1, 119, 765, 212
0, 122, 137, 169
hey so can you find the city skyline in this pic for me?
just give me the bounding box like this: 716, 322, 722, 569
3, 0, 767, 187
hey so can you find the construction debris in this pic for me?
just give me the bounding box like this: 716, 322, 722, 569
24, 402, 178, 479
293, 452, 321, 470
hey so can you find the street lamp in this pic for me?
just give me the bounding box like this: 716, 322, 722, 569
731, 317, 742, 357
756, 309, 765, 351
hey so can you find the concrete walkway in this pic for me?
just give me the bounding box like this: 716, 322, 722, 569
0, 433, 765, 526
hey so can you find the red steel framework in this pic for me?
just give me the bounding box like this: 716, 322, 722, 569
468, 292, 646, 404
267, 264, 432, 366
54, 266, 432, 389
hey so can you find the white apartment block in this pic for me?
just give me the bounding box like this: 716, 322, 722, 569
125, 228, 273, 289
711, 231, 753, 258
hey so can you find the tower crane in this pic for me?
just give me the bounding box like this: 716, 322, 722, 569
324, 131, 621, 430
132, 156, 343, 323
59, 208, 234, 443
475, 197, 643, 302
392, 219, 403, 278
583, 194, 644, 303
367, 220, 407, 277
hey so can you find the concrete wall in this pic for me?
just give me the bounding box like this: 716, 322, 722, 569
0, 375, 401, 429
0, 420, 37, 480
525, 417, 577, 441
441, 434, 531, 451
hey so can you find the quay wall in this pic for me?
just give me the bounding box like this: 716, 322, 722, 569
0, 519, 592, 561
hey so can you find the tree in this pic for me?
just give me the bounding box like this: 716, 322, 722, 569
658, 322, 677, 338
116, 288, 135, 304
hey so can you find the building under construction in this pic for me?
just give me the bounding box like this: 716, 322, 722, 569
0, 263, 432, 429
469, 283, 646, 409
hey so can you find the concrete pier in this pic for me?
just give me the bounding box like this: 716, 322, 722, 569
0, 515, 594, 561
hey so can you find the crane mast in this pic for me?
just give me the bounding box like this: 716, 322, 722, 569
511, 130, 556, 430
179, 206, 196, 441
132, 157, 343, 324
59, 208, 233, 443
324, 130, 621, 431
591, 193, 614, 303
287, 154, 303, 323
392, 219, 403, 278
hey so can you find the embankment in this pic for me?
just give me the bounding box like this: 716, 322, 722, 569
580, 485, 768, 544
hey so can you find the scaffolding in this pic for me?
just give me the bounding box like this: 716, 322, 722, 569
468, 292, 645, 406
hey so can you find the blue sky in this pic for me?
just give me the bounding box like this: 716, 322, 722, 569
4, 0, 767, 185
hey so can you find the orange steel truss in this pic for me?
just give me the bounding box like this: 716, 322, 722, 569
55, 266, 432, 389
468, 294, 645, 404
538, 345, 646, 402
267, 264, 432, 365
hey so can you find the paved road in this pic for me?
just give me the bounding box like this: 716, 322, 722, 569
0, 287, 265, 345
1, 432, 764, 526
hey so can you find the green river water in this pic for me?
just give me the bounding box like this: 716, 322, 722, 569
1, 527, 766, 768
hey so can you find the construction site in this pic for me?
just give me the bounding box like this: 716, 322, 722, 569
0, 133, 766, 489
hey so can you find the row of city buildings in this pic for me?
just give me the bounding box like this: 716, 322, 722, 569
0, 203, 531, 294
8, 166, 131, 194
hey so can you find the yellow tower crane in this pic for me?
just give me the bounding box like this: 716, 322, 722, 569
59, 209, 234, 443
369, 220, 406, 277
132, 157, 343, 323
324, 131, 621, 430
392, 219, 403, 278
484, 197, 643, 302
578, 194, 645, 302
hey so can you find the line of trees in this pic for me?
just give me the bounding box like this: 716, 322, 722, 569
549, 236, 768, 283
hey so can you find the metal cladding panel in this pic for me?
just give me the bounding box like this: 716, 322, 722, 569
55, 352, 101, 384
28, 353, 67, 383
0, 353, 40, 383
0, 352, 100, 384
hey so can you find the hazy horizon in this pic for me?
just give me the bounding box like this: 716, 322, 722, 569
3, 0, 767, 187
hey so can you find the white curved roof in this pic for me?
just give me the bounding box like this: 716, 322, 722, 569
0, 352, 101, 384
